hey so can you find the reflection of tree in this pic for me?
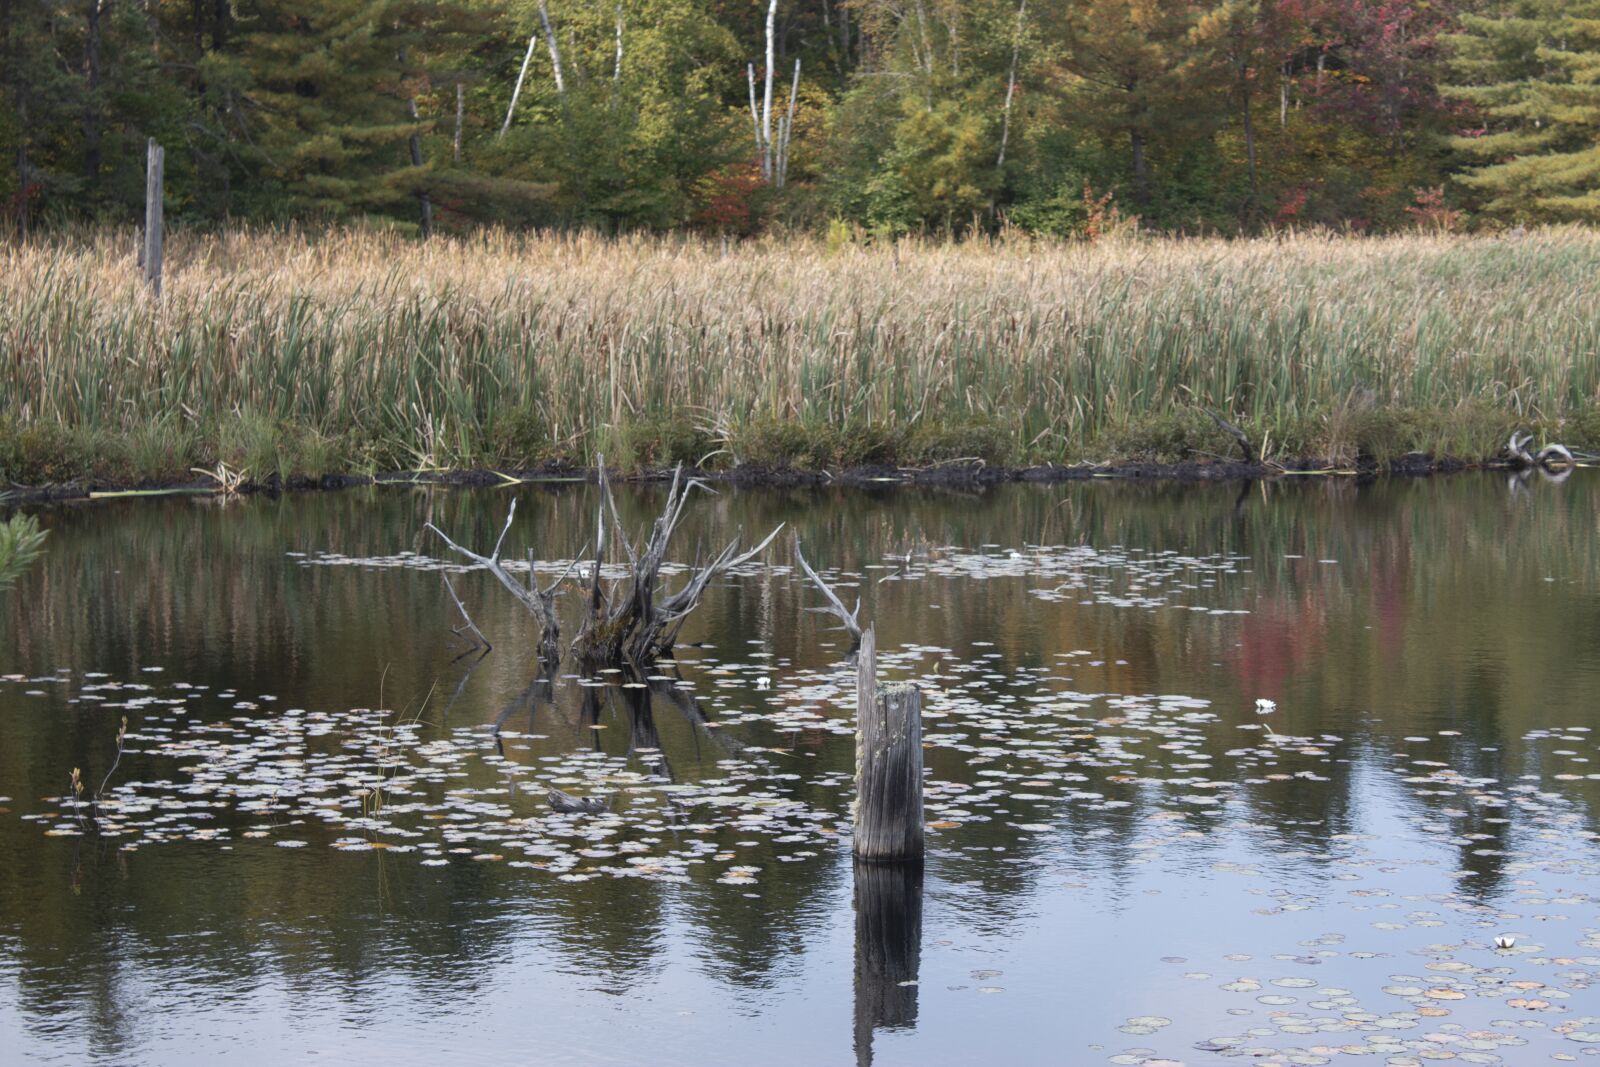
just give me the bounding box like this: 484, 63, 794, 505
492, 670, 553, 738
1429, 662, 1517, 901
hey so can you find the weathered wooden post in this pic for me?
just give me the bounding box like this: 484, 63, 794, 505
853, 627, 923, 863
141, 138, 163, 297
851, 626, 924, 1066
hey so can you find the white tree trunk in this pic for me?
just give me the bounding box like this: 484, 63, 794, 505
454, 82, 464, 161
499, 32, 539, 139
996, 0, 1025, 167
614, 2, 623, 80
762, 0, 777, 179
747, 62, 764, 155
539, 0, 565, 96
778, 57, 800, 187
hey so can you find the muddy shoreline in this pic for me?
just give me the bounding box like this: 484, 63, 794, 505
0, 455, 1499, 506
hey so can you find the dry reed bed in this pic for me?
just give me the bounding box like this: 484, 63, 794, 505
3, 227, 1599, 469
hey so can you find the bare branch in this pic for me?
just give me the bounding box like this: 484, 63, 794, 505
426, 499, 562, 668
490, 498, 517, 561
794, 535, 863, 652
1201, 405, 1257, 464
426, 506, 541, 615
441, 573, 492, 652
728, 522, 785, 569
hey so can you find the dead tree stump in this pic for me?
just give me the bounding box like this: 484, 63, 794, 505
853, 628, 923, 863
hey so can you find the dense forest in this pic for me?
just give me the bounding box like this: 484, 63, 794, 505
2, 0, 1597, 237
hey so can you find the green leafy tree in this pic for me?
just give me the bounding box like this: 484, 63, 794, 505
1191, 0, 1292, 218
1445, 0, 1600, 220
488, 0, 742, 230
819, 0, 1022, 231
1043, 0, 1212, 210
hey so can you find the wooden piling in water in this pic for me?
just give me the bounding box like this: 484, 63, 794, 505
853, 628, 924, 863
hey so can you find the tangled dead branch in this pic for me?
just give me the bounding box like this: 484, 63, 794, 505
573, 462, 782, 668
421, 465, 779, 671
1505, 432, 1575, 470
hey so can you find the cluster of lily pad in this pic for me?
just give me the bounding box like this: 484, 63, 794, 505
6, 531, 1599, 1066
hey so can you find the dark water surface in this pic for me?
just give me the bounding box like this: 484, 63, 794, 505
2, 476, 1598, 1066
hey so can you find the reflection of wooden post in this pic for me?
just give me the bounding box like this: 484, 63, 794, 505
142, 139, 163, 297
854, 628, 923, 862
852, 859, 923, 1067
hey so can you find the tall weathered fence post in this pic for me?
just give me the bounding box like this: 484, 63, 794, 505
142, 138, 163, 297
853, 627, 924, 863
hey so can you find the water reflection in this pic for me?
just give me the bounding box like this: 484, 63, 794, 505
0, 474, 1597, 1065
852, 861, 923, 1067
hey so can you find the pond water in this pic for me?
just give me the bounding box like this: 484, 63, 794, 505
2, 475, 1598, 1066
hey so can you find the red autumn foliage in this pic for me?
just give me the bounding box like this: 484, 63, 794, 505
692, 160, 765, 236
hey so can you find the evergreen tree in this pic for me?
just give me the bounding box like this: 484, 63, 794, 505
231, 0, 432, 223
2, 0, 91, 232
1191, 0, 1293, 217
1445, 0, 1600, 219
1044, 0, 1212, 209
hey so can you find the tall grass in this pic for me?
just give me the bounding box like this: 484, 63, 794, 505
0, 513, 48, 589
3, 226, 1599, 479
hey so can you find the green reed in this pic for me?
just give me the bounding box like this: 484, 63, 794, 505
2, 225, 1599, 480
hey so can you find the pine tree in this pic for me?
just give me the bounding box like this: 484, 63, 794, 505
231, 0, 421, 222
1191, 0, 1293, 215
1044, 0, 1211, 208
2, 0, 87, 232
232, 0, 522, 229
1444, 0, 1600, 220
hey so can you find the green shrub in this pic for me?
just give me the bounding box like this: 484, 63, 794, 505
0, 422, 102, 485
832, 423, 904, 467
487, 409, 554, 468
731, 419, 832, 468
616, 415, 717, 470
1093, 410, 1234, 464
906, 416, 1017, 466
1561, 405, 1600, 450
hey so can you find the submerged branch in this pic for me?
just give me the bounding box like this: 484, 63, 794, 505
441, 572, 492, 652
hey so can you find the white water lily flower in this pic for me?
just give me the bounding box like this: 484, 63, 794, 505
1255, 698, 1277, 714
1493, 934, 1516, 949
